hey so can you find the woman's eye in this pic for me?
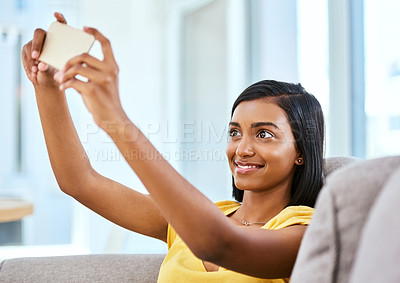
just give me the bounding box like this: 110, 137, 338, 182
256, 130, 273, 139
229, 129, 241, 137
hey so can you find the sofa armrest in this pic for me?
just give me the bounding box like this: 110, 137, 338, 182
291, 156, 400, 283
349, 166, 400, 282
0, 254, 165, 283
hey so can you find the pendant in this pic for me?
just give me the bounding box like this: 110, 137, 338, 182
241, 220, 250, 226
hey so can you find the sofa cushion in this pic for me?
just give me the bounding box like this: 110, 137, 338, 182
349, 165, 400, 282
0, 254, 165, 283
291, 156, 400, 283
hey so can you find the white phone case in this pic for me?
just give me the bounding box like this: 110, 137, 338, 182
38, 21, 95, 70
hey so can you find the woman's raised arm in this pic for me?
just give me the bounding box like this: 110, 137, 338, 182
20, 13, 168, 242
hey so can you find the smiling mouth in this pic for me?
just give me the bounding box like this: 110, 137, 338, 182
234, 162, 264, 173
236, 164, 260, 169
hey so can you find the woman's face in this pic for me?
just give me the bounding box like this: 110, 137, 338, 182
226, 99, 300, 193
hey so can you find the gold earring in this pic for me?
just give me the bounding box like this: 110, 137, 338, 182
297, 159, 303, 164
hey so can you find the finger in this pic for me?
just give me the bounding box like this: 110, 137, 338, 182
22, 42, 39, 78
59, 77, 89, 94
58, 64, 102, 84
31, 29, 46, 59
38, 62, 49, 72
21, 42, 32, 69
83, 27, 116, 63
21, 47, 29, 75
54, 12, 67, 24
21, 44, 36, 81
62, 53, 104, 72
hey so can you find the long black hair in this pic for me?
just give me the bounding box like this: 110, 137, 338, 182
231, 80, 325, 207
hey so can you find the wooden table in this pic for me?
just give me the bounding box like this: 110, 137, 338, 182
0, 198, 34, 223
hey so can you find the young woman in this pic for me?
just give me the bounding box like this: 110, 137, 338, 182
21, 13, 324, 282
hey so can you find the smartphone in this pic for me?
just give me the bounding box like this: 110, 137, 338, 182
38, 21, 95, 70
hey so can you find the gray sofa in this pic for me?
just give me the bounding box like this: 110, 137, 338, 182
1, 156, 399, 282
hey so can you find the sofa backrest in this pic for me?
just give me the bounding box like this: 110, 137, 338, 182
324, 156, 361, 176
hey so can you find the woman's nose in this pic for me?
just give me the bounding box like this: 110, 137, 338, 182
235, 136, 255, 157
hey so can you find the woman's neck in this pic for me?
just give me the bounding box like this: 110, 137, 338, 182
238, 187, 291, 224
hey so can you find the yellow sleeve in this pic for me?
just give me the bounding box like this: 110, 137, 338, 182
264, 206, 314, 230
167, 223, 177, 250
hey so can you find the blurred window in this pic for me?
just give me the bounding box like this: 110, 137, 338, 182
364, 0, 400, 157
297, 0, 329, 116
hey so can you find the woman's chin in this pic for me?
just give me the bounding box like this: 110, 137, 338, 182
235, 182, 258, 192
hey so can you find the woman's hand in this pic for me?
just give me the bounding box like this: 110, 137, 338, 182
21, 12, 67, 89
55, 27, 125, 129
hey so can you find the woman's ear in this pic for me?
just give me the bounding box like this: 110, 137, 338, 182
295, 153, 304, 166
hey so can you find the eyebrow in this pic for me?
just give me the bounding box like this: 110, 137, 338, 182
229, 121, 280, 129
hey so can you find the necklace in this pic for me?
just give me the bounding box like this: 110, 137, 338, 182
235, 209, 267, 226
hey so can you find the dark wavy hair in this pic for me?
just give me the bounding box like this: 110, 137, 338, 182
231, 80, 325, 208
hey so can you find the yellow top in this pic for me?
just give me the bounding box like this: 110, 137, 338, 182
157, 200, 314, 283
